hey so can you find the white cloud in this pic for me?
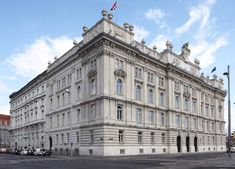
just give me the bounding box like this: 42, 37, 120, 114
7, 36, 81, 78
190, 36, 228, 68
175, 0, 216, 37
145, 8, 167, 29
134, 25, 150, 42
149, 34, 169, 52
145, 8, 166, 21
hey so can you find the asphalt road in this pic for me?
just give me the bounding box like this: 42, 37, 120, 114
1, 152, 235, 169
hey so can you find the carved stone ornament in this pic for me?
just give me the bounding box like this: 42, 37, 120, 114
114, 69, 126, 78
183, 91, 190, 98
180, 42, 190, 60
173, 57, 180, 66
218, 105, 223, 109
87, 69, 97, 78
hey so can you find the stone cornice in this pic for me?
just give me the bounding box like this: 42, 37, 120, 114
9, 71, 47, 99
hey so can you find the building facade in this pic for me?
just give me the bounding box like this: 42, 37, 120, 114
9, 72, 46, 150
9, 10, 226, 156
0, 114, 10, 149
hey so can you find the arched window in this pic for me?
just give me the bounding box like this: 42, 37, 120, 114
175, 95, 180, 109
77, 86, 81, 99
159, 91, 164, 106
116, 79, 123, 96
148, 88, 154, 104
184, 97, 189, 111
136, 85, 142, 101
91, 79, 96, 95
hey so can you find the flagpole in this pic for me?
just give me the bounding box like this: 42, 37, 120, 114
223, 65, 231, 158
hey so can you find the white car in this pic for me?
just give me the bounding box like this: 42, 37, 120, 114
21, 149, 29, 155
34, 148, 45, 156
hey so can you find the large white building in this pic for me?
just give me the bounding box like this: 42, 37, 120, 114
9, 10, 226, 156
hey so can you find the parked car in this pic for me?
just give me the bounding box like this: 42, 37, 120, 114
15, 149, 22, 155
227, 146, 235, 153
21, 149, 29, 155
27, 149, 34, 156
34, 148, 52, 156
44, 149, 52, 156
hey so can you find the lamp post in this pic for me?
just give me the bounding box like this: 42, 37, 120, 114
223, 65, 231, 158
65, 89, 73, 157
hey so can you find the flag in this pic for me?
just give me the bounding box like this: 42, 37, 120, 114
110, 2, 117, 11
211, 67, 216, 73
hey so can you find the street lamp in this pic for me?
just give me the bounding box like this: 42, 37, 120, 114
223, 65, 231, 158
65, 89, 73, 157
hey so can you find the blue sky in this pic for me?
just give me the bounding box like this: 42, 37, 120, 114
0, 0, 235, 130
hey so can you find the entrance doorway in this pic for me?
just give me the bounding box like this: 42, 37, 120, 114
194, 137, 198, 152
49, 136, 52, 151
186, 136, 190, 152
177, 136, 181, 152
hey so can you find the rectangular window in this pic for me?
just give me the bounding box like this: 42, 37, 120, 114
192, 100, 197, 114
117, 104, 123, 120
193, 118, 196, 129
77, 109, 80, 123
50, 116, 52, 128
205, 105, 209, 117
119, 130, 124, 143
136, 108, 142, 124
138, 131, 142, 144
192, 88, 196, 97
61, 134, 64, 145
147, 72, 154, 83
76, 132, 79, 144
148, 111, 154, 124
206, 121, 209, 132
67, 133, 70, 144
90, 130, 94, 144
56, 134, 58, 145
174, 81, 180, 91
184, 85, 189, 93
151, 132, 155, 144
57, 115, 59, 127
90, 104, 96, 120
160, 112, 165, 126
90, 59, 96, 69
116, 59, 124, 70
176, 115, 180, 128
161, 133, 165, 144
185, 116, 189, 129
212, 122, 214, 132
135, 67, 142, 79
62, 113, 65, 126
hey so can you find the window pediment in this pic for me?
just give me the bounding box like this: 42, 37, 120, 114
114, 69, 126, 78
88, 69, 97, 78
183, 92, 190, 98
